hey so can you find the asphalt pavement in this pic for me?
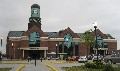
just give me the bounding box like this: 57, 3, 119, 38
0, 64, 21, 71
21, 60, 51, 71
0, 60, 88, 71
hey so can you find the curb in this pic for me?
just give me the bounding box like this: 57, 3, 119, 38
16, 64, 25, 71
46, 64, 58, 71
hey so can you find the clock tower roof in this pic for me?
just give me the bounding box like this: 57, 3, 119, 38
31, 4, 40, 9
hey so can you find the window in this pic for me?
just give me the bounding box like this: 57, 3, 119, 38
29, 32, 40, 47
104, 42, 108, 48
97, 35, 102, 48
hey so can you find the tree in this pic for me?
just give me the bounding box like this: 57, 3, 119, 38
83, 29, 95, 58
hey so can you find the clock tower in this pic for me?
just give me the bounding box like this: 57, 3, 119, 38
28, 4, 41, 30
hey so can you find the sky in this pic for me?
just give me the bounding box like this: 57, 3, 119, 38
0, 0, 120, 54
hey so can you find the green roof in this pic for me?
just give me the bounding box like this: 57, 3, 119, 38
8, 31, 24, 37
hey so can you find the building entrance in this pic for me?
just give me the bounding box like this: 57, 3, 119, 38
29, 50, 44, 59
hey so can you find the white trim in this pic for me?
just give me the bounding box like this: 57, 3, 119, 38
9, 37, 21, 39
103, 39, 117, 42
20, 47, 48, 50
93, 48, 108, 50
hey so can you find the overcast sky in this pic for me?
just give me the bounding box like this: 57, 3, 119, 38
0, 0, 120, 53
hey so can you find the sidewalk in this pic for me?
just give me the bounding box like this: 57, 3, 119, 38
44, 60, 84, 71
51, 62, 84, 71
21, 60, 51, 71
0, 64, 21, 71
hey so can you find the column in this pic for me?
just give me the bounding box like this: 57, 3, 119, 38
104, 50, 105, 57
106, 50, 107, 54
94, 50, 95, 54
96, 50, 97, 54
62, 42, 64, 53
23, 50, 24, 58
14, 47, 15, 58
44, 50, 46, 58
73, 43, 75, 56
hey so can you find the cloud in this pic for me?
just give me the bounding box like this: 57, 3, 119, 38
0, 0, 120, 53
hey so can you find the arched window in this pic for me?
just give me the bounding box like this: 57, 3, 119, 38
64, 34, 73, 48
59, 42, 62, 53
97, 35, 102, 48
63, 34, 73, 56
29, 32, 40, 47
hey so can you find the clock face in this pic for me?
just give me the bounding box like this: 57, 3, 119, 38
34, 10, 37, 14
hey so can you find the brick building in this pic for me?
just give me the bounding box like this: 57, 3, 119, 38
6, 4, 117, 59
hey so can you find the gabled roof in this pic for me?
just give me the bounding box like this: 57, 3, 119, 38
76, 33, 84, 38
8, 31, 25, 37
105, 34, 114, 39
76, 33, 84, 41
7, 31, 114, 39
44, 32, 59, 38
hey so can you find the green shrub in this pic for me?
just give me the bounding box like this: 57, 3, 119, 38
85, 62, 97, 68
102, 64, 114, 71
94, 61, 105, 69
85, 61, 104, 69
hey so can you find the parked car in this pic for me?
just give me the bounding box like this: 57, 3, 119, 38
69, 56, 79, 61
78, 56, 87, 63
87, 55, 93, 60
92, 54, 103, 61
103, 54, 120, 64
47, 57, 60, 60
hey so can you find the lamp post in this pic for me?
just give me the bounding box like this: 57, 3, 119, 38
12, 43, 15, 59
0, 37, 3, 61
56, 44, 58, 60
1, 37, 3, 47
66, 38, 68, 61
18, 48, 20, 59
100, 48, 101, 55
93, 22, 98, 62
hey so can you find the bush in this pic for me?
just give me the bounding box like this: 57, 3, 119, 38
94, 61, 105, 69
102, 64, 114, 71
85, 61, 104, 69
85, 62, 97, 69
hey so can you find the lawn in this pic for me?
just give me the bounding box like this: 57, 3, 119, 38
61, 66, 103, 71
0, 68, 12, 71
61, 65, 120, 71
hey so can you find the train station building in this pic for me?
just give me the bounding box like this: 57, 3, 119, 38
6, 4, 117, 59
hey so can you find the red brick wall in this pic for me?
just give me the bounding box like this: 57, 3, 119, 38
47, 41, 58, 57
22, 25, 46, 37
78, 42, 90, 56
40, 41, 48, 47
7, 40, 21, 59
96, 29, 108, 39
107, 42, 117, 54
21, 40, 29, 47
58, 27, 79, 38
6, 27, 117, 59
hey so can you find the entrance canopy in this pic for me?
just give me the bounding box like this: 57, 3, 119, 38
20, 47, 48, 50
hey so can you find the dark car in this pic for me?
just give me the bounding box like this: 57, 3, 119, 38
92, 54, 103, 61
69, 56, 79, 61
104, 54, 120, 64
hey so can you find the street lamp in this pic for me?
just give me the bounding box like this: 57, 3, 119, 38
66, 38, 68, 61
56, 44, 58, 60
18, 48, 20, 59
100, 48, 101, 55
12, 43, 15, 59
93, 22, 98, 62
0, 37, 3, 47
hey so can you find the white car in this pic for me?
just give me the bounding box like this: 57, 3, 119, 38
78, 56, 87, 63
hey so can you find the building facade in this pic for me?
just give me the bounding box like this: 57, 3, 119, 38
6, 4, 117, 59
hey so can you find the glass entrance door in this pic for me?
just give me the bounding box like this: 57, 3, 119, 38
29, 50, 44, 59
